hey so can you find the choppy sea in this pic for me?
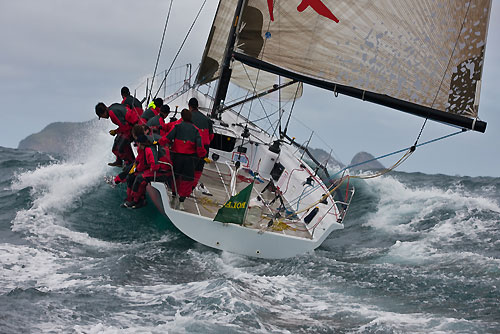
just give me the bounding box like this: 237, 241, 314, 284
1, 130, 499, 333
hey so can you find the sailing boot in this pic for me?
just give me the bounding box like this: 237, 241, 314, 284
123, 200, 135, 208
122, 190, 141, 209
121, 188, 134, 208
198, 182, 212, 196
132, 198, 147, 209
178, 197, 185, 210
108, 158, 123, 167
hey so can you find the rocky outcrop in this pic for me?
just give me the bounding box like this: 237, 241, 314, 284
307, 148, 344, 169
18, 120, 95, 156
349, 151, 385, 171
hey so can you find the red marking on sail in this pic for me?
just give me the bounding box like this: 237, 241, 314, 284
267, 0, 275, 21
297, 0, 339, 23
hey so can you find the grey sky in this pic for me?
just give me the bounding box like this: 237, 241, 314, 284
0, 0, 498, 177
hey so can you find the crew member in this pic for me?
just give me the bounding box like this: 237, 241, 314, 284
160, 109, 206, 209
188, 98, 214, 191
147, 104, 172, 137
141, 98, 163, 123
95, 102, 139, 166
117, 125, 172, 208
121, 86, 144, 123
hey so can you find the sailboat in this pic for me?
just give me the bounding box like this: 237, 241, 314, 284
145, 0, 491, 259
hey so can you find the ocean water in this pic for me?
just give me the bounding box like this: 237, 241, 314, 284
0, 132, 499, 333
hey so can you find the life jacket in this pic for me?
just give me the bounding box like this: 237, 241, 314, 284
191, 109, 214, 146
151, 144, 171, 171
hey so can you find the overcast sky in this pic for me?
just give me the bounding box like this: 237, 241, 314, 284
0, 0, 499, 177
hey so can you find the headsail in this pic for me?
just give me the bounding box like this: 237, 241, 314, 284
196, 0, 303, 101
214, 0, 491, 132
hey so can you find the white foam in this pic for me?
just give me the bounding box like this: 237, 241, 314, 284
363, 175, 499, 232
353, 308, 482, 334
362, 175, 499, 241
10, 123, 116, 245
361, 175, 500, 266
0, 243, 73, 294
11, 128, 111, 211
9, 242, 485, 334
1, 122, 130, 294
384, 239, 439, 264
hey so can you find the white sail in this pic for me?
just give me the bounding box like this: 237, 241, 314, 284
232, 0, 491, 119
196, 0, 303, 100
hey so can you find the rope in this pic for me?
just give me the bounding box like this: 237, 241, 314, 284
147, 0, 174, 105
335, 129, 464, 179
197, 197, 220, 214
153, 0, 207, 99
248, 108, 280, 123
286, 129, 465, 210
161, 64, 200, 101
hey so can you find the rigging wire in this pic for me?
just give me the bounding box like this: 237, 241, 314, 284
249, 109, 281, 123
413, 1, 472, 146
268, 117, 282, 139
134, 64, 190, 91
147, 0, 174, 105
286, 129, 465, 209
153, 0, 208, 99
240, 63, 275, 131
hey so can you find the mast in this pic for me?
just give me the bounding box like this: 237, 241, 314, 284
233, 52, 487, 133
210, 0, 246, 119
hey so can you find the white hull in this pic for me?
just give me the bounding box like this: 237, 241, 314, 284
149, 182, 344, 259
143, 88, 353, 259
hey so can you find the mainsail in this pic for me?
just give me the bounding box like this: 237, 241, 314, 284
203, 0, 492, 132
196, 0, 303, 101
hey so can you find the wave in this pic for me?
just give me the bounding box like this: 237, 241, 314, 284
322, 172, 500, 269
1, 129, 499, 333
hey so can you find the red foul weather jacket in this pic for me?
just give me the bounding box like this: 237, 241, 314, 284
191, 109, 214, 147
135, 144, 171, 178
148, 116, 182, 137
122, 95, 144, 124
160, 121, 206, 157
108, 103, 139, 138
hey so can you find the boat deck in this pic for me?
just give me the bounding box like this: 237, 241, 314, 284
168, 161, 313, 239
